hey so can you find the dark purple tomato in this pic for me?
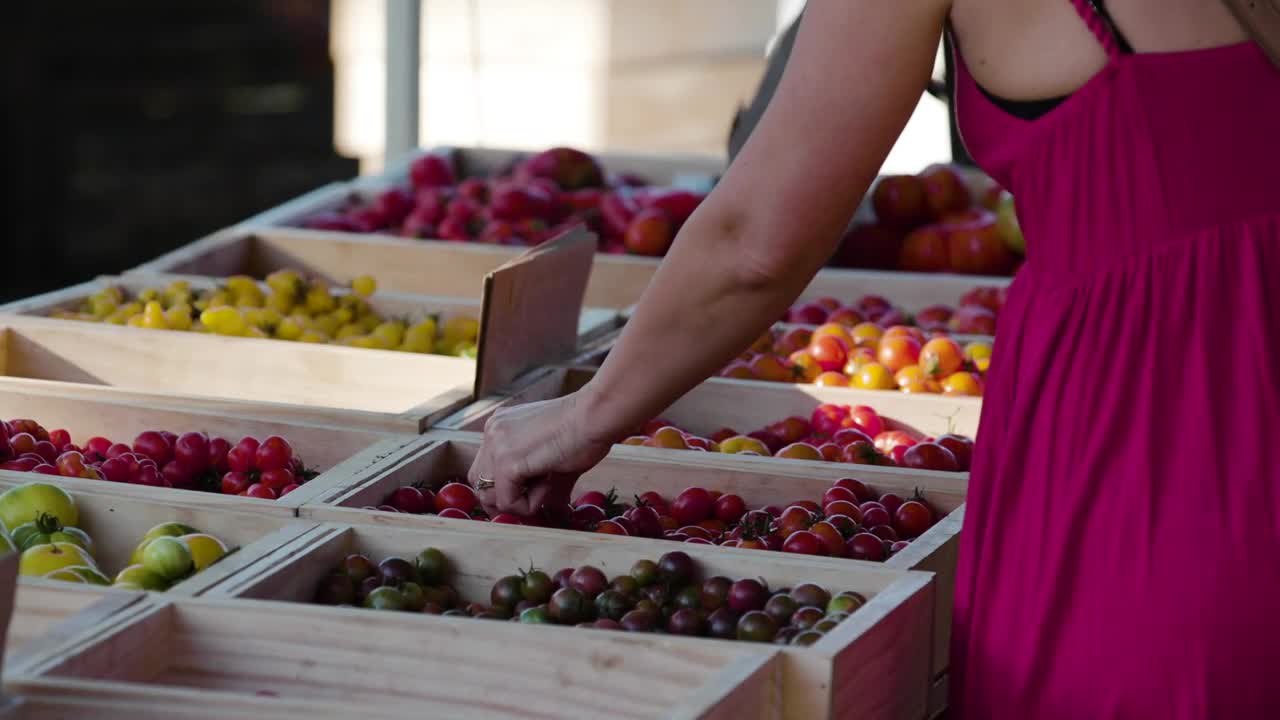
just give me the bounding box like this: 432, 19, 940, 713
773, 627, 800, 645
790, 583, 831, 610
727, 579, 769, 613
569, 566, 608, 598
378, 557, 417, 585
667, 608, 704, 636
342, 554, 377, 582
552, 567, 576, 589
673, 585, 702, 611
521, 570, 555, 604
630, 559, 660, 586
700, 576, 732, 611
790, 606, 824, 630
790, 630, 824, 646
764, 593, 800, 625
736, 611, 778, 642
706, 607, 740, 640
491, 575, 524, 610
594, 590, 633, 621
658, 551, 697, 585
608, 575, 638, 597
620, 609, 658, 633
548, 588, 588, 624
593, 618, 622, 631
414, 548, 449, 586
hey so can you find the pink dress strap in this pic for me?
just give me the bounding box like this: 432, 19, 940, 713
1069, 0, 1124, 59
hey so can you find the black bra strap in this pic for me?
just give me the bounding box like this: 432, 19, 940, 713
1090, 0, 1136, 54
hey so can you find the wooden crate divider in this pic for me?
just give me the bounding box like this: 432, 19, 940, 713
126, 227, 621, 344
0, 382, 416, 511
0, 312, 473, 435
303, 431, 963, 680
0, 476, 316, 600
0, 229, 599, 432
4, 583, 145, 679
439, 366, 982, 448
199, 520, 934, 720
8, 594, 785, 720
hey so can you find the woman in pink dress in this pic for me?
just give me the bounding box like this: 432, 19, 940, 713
470, 1, 1280, 716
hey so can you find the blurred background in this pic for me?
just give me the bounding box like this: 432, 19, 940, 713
0, 0, 951, 303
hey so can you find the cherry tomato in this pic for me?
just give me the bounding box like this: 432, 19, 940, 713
246, 483, 278, 500
261, 467, 296, 493
782, 530, 827, 556
255, 436, 294, 472
221, 472, 252, 495
434, 483, 479, 514
226, 437, 260, 473
847, 532, 887, 561
894, 500, 935, 538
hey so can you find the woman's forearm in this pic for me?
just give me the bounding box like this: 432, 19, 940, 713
572, 0, 947, 445
577, 202, 843, 443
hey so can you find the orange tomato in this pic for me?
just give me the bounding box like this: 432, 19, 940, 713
894, 365, 931, 393
814, 371, 850, 387
849, 322, 884, 349
941, 371, 984, 396
811, 323, 855, 350
775, 327, 813, 355
720, 361, 754, 379
808, 336, 849, 372
843, 348, 877, 375
788, 350, 823, 382
749, 353, 795, 383
876, 335, 922, 373
853, 362, 897, 390
827, 307, 864, 327
882, 325, 927, 345
919, 337, 964, 379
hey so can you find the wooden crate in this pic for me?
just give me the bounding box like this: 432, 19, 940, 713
0, 382, 414, 510
126, 227, 620, 344
0, 477, 315, 598
304, 431, 963, 680
0, 230, 598, 432
363, 146, 724, 193
9, 594, 784, 720
441, 366, 983, 448
4, 583, 143, 677
204, 521, 934, 720
0, 313, 472, 435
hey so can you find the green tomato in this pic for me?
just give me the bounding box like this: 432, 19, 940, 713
0, 483, 78, 533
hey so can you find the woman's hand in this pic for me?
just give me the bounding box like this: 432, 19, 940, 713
467, 390, 615, 517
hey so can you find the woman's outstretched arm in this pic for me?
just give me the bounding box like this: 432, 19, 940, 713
471, 0, 950, 515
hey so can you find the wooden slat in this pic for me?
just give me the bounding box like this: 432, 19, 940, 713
11, 594, 781, 720
0, 381, 417, 510
442, 365, 982, 442
0, 314, 473, 433
0, 476, 316, 599
124, 228, 621, 343
210, 521, 933, 718
4, 585, 144, 677
304, 431, 964, 679
474, 229, 596, 397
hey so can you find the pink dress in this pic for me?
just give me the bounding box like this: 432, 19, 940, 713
950, 1, 1280, 717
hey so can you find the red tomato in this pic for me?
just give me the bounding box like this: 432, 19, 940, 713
782, 531, 827, 556
434, 483, 479, 514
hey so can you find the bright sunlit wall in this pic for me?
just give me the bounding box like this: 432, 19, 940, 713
333, 0, 950, 174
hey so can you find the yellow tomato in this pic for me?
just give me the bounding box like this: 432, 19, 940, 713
852, 362, 897, 390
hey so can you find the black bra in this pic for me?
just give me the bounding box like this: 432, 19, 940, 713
977, 0, 1134, 120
